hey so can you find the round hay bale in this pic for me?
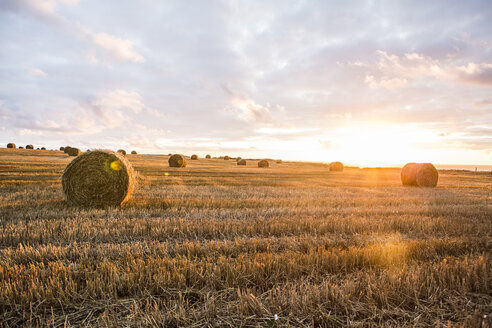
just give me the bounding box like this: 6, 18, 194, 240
236, 157, 242, 162
258, 160, 269, 168
168, 153, 172, 156
62, 149, 135, 207
131, 150, 137, 155
60, 147, 65, 151
117, 149, 126, 156
224, 156, 230, 160
401, 163, 419, 186
67, 148, 81, 156
19, 146, 24, 149
237, 159, 247, 165
41, 147, 46, 150
205, 154, 211, 159
7, 143, 16, 149
191, 154, 198, 160
416, 163, 438, 187
26, 145, 34, 149
64, 146, 72, 154
401, 163, 438, 187
169, 154, 187, 168
329, 161, 343, 171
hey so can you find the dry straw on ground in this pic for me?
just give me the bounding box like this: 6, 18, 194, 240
206, 154, 211, 159
26, 145, 34, 149
329, 161, 344, 171
117, 149, 127, 156
67, 148, 81, 156
7, 143, 16, 149
401, 163, 439, 187
169, 154, 188, 168
62, 149, 135, 207
191, 154, 198, 160
258, 160, 269, 168
131, 151, 137, 155
237, 159, 247, 165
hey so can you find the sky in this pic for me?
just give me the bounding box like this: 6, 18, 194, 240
0, 0, 491, 167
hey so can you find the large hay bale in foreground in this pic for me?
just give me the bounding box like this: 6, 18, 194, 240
117, 149, 126, 156
205, 154, 211, 159
62, 150, 135, 207
26, 145, 34, 149
329, 161, 343, 171
7, 143, 16, 149
258, 160, 269, 168
169, 154, 187, 168
401, 163, 438, 187
191, 154, 198, 160
67, 148, 81, 156
237, 159, 247, 165
131, 150, 137, 155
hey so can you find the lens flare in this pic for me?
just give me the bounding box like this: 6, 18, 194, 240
164, 172, 169, 176
110, 160, 122, 171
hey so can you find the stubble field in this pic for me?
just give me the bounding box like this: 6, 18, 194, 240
0, 148, 491, 327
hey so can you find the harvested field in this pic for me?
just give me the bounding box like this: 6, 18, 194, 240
0, 148, 490, 327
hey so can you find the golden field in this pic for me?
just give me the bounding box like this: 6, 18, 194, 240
0, 148, 490, 327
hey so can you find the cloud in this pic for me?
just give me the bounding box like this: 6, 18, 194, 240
90, 32, 145, 63
90, 90, 146, 128
223, 85, 271, 122
454, 63, 492, 85
27, 67, 46, 76
358, 50, 492, 87
364, 74, 407, 89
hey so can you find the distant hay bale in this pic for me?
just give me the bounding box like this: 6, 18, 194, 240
237, 159, 247, 165
7, 143, 16, 149
62, 149, 135, 207
117, 149, 126, 156
205, 154, 211, 159
41, 147, 46, 150
60, 147, 65, 151
131, 150, 137, 155
401, 163, 438, 187
169, 154, 187, 168
19, 146, 24, 149
191, 154, 198, 160
26, 145, 34, 149
258, 160, 269, 168
168, 153, 172, 156
329, 161, 343, 172
67, 148, 81, 156
224, 156, 230, 160
64, 147, 72, 154
401, 163, 419, 186
236, 157, 242, 162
